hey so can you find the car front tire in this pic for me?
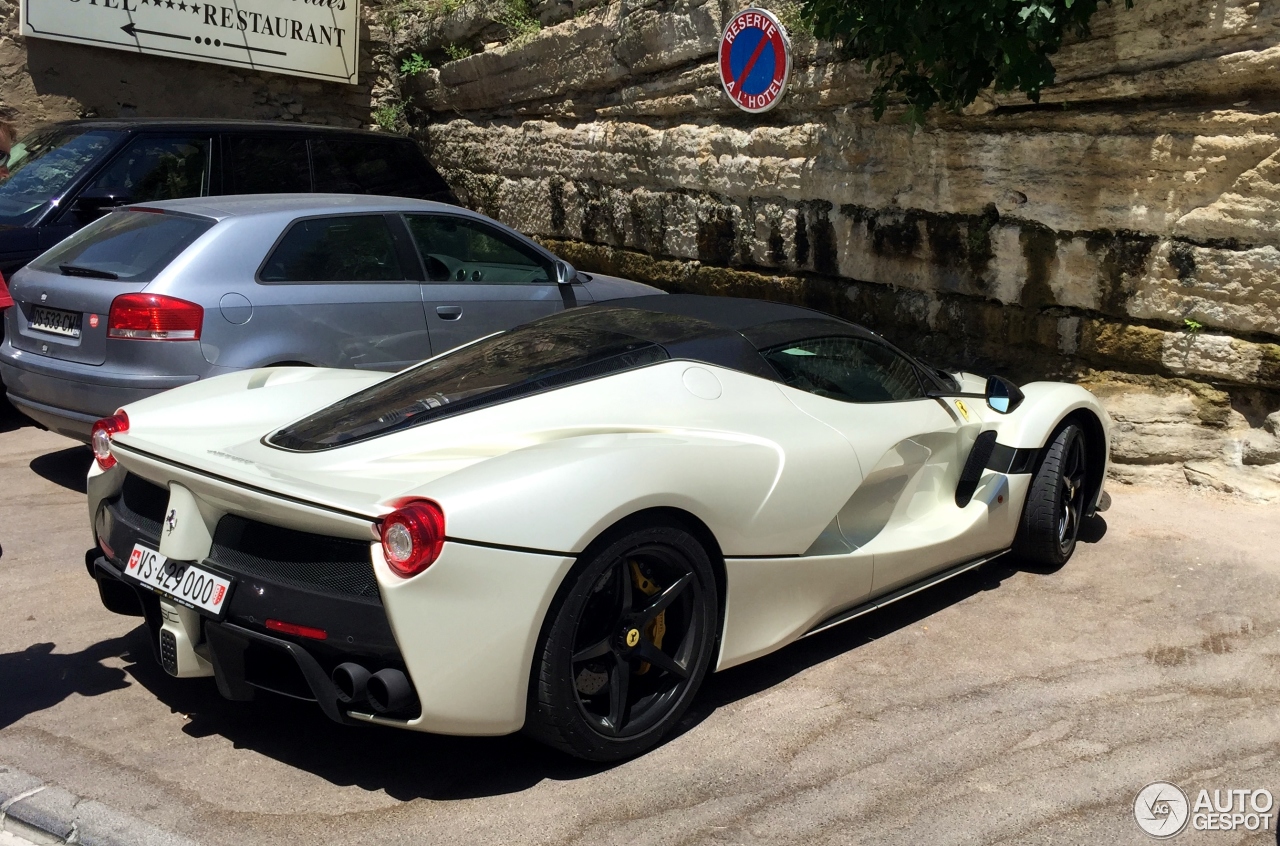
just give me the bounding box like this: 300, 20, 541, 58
1013, 422, 1088, 571
524, 522, 719, 762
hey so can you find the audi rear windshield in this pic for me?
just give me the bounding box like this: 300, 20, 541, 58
267, 308, 731, 451
30, 209, 214, 282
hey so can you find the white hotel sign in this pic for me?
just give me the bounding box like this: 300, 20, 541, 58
20, 0, 360, 83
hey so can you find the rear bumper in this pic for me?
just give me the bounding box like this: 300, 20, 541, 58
89, 551, 383, 724
89, 540, 576, 736
8, 393, 99, 440
88, 469, 576, 736
90, 476, 419, 723
1, 343, 199, 440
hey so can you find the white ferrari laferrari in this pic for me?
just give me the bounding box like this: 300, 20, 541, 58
85, 295, 1110, 760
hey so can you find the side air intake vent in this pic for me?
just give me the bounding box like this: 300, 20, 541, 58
955, 430, 999, 508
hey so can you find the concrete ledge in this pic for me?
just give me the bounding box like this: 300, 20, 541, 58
0, 766, 197, 846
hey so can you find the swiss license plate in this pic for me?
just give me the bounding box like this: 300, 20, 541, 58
30, 305, 82, 338
123, 543, 233, 617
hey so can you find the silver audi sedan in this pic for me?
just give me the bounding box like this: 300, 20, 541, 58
0, 195, 662, 440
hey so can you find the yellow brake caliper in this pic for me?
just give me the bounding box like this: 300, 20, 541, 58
629, 560, 666, 675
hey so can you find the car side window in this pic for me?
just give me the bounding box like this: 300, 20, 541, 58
85, 136, 209, 202
762, 336, 925, 403
224, 135, 310, 194
311, 139, 450, 199
259, 215, 406, 283
404, 214, 552, 284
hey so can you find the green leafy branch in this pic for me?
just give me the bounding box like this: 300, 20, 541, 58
798, 0, 1134, 123
444, 43, 473, 61
400, 52, 432, 75
372, 102, 406, 131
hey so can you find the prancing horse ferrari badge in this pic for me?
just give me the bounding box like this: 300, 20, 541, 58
626, 628, 641, 647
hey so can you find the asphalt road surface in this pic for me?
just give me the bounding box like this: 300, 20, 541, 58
1, 404, 1277, 846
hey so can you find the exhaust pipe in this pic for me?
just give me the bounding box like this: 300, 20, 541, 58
331, 663, 371, 704
367, 668, 413, 714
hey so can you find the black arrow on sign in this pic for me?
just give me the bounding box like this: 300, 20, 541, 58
223, 42, 288, 56
121, 21, 192, 40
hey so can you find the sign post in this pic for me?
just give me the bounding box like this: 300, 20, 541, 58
718, 7, 792, 113
20, 0, 360, 84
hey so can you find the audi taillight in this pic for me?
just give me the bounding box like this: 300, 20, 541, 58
91, 410, 129, 470
107, 293, 202, 340
380, 500, 445, 577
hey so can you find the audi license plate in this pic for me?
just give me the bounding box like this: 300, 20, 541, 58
29, 305, 82, 338
123, 543, 233, 617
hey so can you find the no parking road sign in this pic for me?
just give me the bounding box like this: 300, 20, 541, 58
719, 7, 792, 113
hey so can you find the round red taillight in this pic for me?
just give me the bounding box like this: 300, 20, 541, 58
379, 500, 445, 577
90, 410, 129, 470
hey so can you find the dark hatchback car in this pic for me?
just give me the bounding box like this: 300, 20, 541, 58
0, 119, 454, 279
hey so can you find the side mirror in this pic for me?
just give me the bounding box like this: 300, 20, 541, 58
73, 189, 133, 219
985, 375, 1025, 414
554, 260, 576, 285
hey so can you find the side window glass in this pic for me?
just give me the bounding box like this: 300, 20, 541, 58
762, 336, 925, 403
86, 136, 209, 202
260, 216, 405, 283
404, 214, 551, 284
311, 139, 448, 198
225, 136, 309, 194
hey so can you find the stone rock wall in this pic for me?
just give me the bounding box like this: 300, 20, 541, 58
0, 0, 384, 131
403, 0, 1280, 499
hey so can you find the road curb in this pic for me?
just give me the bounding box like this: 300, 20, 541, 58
0, 766, 198, 846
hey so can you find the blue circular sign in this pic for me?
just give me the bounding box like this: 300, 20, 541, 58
719, 8, 791, 113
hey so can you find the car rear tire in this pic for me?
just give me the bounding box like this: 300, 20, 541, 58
1013, 423, 1088, 571
524, 522, 718, 761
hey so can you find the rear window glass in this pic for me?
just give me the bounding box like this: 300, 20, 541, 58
268, 309, 676, 451
259, 215, 405, 282
30, 209, 214, 281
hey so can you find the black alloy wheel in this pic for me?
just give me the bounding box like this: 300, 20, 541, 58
1014, 422, 1089, 570
1057, 434, 1087, 555
525, 523, 718, 761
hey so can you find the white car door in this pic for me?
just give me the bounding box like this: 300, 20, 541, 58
763, 335, 983, 596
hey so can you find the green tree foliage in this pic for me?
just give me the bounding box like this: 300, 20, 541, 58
800, 0, 1132, 122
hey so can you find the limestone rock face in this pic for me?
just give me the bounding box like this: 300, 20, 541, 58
410, 0, 1280, 491
1184, 462, 1280, 503
1086, 381, 1232, 466
1243, 431, 1280, 466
